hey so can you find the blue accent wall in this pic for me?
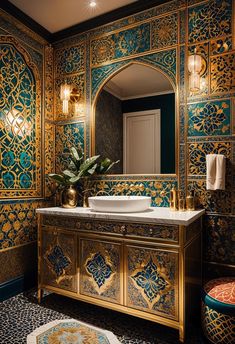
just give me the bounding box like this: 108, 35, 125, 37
122, 93, 175, 174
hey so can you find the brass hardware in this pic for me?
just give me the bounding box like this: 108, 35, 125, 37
170, 186, 178, 211
186, 190, 195, 211
120, 225, 126, 234
149, 228, 153, 235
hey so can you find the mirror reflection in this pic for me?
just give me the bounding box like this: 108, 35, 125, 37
94, 63, 175, 175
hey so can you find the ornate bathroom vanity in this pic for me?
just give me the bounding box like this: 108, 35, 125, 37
37, 207, 204, 342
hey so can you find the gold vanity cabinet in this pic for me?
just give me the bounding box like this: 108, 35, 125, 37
37, 212, 203, 343
39, 225, 77, 294
79, 237, 123, 304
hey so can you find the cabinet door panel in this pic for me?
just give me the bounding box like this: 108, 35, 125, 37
41, 227, 77, 292
125, 244, 178, 320
80, 238, 122, 304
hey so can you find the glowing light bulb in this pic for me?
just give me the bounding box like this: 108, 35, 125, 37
89, 1, 97, 8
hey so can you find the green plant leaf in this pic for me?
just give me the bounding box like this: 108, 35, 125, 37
63, 170, 76, 178
87, 163, 97, 175
48, 173, 66, 185
79, 155, 100, 176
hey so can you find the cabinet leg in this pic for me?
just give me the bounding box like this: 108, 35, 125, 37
37, 288, 43, 304
179, 327, 185, 343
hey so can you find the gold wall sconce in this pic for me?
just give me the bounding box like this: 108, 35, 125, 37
60, 83, 81, 115
188, 49, 206, 92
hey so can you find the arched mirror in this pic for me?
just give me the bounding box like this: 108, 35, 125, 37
93, 63, 176, 175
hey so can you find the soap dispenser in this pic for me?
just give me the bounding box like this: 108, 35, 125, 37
170, 185, 177, 211
186, 190, 195, 211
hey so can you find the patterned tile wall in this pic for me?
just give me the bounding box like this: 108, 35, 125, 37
0, 11, 53, 284
52, 0, 235, 279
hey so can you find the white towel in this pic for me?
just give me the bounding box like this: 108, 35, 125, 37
206, 154, 226, 190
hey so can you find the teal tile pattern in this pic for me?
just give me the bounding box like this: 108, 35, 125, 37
151, 13, 178, 49
188, 142, 231, 175
188, 0, 232, 43
55, 121, 85, 172
188, 100, 231, 136
91, 23, 150, 66
55, 43, 85, 75
91, 49, 176, 99
0, 43, 40, 193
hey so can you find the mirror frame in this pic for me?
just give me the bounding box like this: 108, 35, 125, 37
91, 61, 179, 178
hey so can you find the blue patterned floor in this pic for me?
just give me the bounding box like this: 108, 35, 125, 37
0, 291, 208, 344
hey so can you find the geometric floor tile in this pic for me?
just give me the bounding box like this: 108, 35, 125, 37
0, 291, 207, 344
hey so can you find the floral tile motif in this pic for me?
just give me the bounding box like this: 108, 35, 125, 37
210, 37, 233, 56
131, 257, 170, 308
55, 121, 85, 173
0, 200, 51, 250
55, 43, 85, 75
91, 49, 176, 100
210, 53, 235, 94
0, 39, 41, 198
91, 23, 150, 66
188, 0, 232, 43
47, 245, 70, 277
55, 74, 85, 120
204, 215, 235, 265
187, 179, 232, 214
89, 179, 177, 207
45, 123, 55, 198
188, 100, 231, 136
86, 252, 112, 289
151, 13, 178, 49
188, 142, 231, 175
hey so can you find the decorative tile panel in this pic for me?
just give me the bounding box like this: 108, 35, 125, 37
188, 100, 231, 136
188, 0, 232, 43
91, 23, 150, 66
89, 179, 177, 207
55, 43, 85, 76
44, 45, 54, 121
0, 200, 51, 250
0, 38, 41, 198
204, 215, 235, 265
210, 37, 233, 56
45, 123, 55, 197
126, 245, 178, 319
55, 121, 85, 173
151, 13, 178, 49
188, 179, 232, 214
55, 74, 85, 120
188, 142, 231, 175
42, 228, 77, 292
91, 49, 176, 100
80, 239, 121, 304
210, 53, 235, 94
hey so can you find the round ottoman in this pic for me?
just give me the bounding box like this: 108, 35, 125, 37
201, 277, 235, 344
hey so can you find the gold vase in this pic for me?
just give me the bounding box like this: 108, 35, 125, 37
61, 185, 78, 208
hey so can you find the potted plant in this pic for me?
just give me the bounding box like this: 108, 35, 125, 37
49, 147, 119, 208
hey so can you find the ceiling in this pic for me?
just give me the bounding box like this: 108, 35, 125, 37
104, 64, 174, 100
8, 0, 137, 33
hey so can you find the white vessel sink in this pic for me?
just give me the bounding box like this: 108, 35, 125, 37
88, 196, 151, 213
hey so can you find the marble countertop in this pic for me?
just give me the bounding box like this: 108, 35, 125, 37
36, 206, 205, 226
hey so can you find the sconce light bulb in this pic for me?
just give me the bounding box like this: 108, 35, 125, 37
188, 54, 202, 74
89, 1, 97, 7
60, 83, 71, 101
189, 72, 200, 92
63, 100, 69, 114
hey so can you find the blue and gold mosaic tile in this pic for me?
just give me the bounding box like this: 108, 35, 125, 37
188, 141, 231, 175
151, 13, 178, 49
55, 43, 85, 76
204, 215, 235, 265
55, 121, 85, 173
188, 100, 231, 136
0, 39, 42, 198
91, 23, 150, 66
188, 0, 232, 43
210, 53, 235, 94
210, 37, 233, 56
